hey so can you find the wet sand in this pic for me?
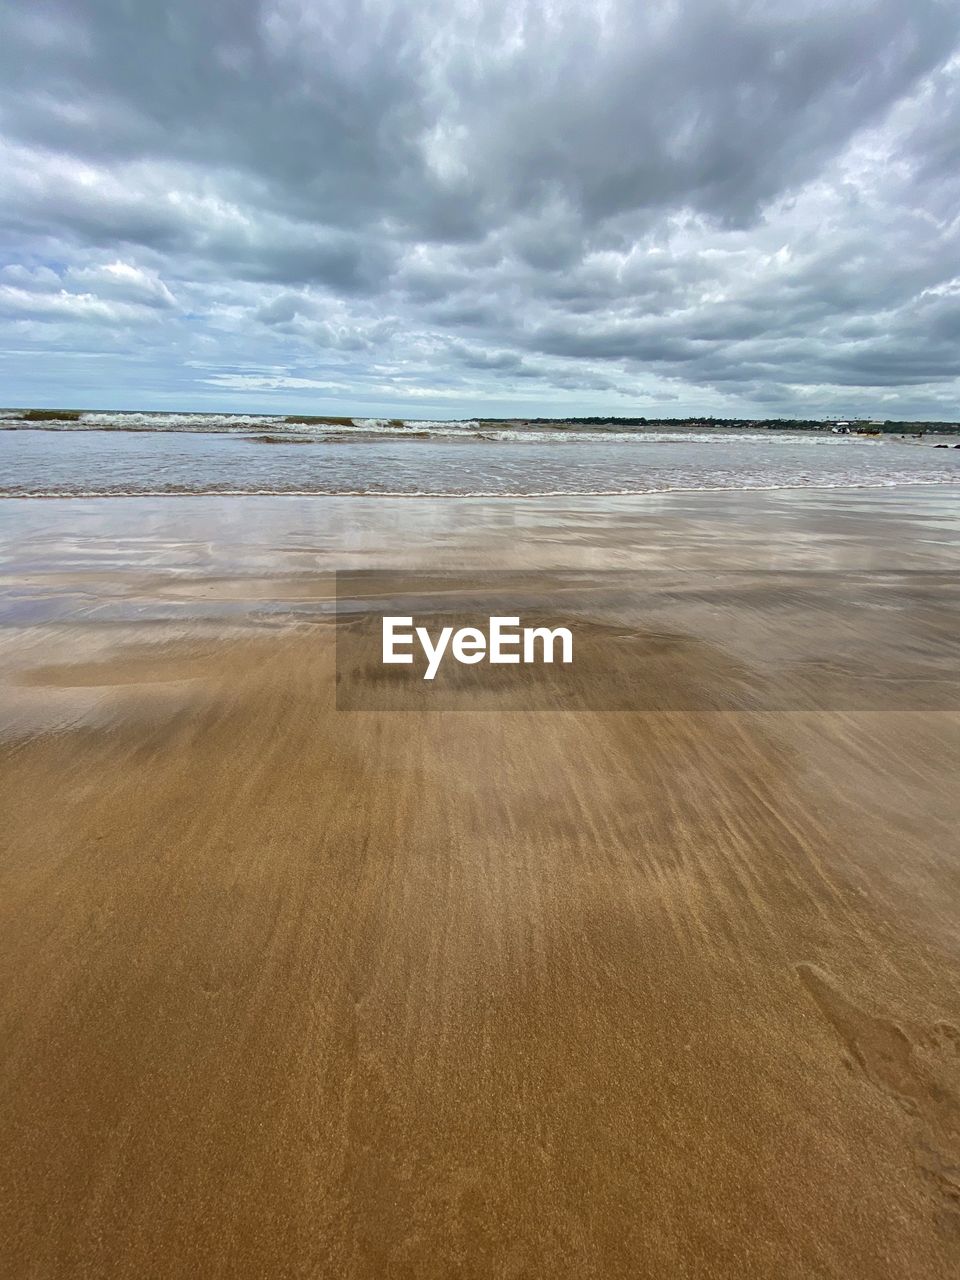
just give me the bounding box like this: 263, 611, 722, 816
1, 488, 960, 1279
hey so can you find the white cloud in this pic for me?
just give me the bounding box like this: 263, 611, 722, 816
0, 0, 958, 416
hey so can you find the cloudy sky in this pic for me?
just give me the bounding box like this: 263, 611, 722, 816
1, 0, 959, 419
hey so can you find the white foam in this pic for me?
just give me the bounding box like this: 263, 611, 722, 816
2, 478, 954, 500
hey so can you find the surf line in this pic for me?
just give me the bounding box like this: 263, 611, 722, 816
382, 615, 573, 681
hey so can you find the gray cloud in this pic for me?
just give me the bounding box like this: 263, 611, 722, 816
1, 0, 959, 416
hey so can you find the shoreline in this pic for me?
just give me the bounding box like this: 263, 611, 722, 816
3, 476, 960, 500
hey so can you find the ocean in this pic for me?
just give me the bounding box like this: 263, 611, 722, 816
1, 413, 958, 497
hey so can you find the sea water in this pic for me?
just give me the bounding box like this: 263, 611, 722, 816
1, 414, 958, 497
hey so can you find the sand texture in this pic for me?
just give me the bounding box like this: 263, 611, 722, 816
1, 488, 959, 1279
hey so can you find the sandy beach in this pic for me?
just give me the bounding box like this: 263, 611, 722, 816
2, 486, 960, 1279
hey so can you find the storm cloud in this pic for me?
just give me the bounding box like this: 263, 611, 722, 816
1, 0, 959, 416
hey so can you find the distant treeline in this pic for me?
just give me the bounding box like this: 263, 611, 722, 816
479, 417, 960, 433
